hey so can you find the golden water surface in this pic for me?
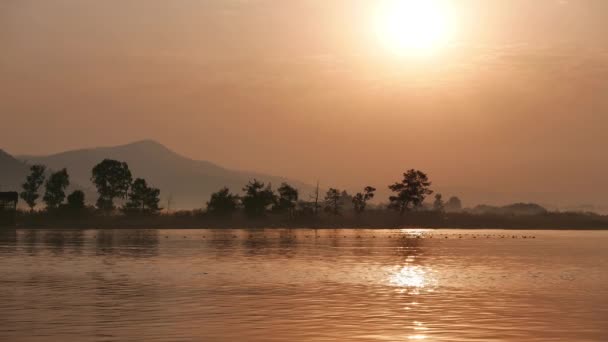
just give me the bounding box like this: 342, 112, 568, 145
0, 229, 606, 342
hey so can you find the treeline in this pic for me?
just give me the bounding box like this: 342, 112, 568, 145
19, 159, 160, 215
204, 169, 462, 218
12, 160, 608, 229
18, 160, 462, 219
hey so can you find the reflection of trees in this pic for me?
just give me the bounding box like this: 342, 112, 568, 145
14, 230, 85, 256
95, 230, 159, 257
195, 229, 429, 262
21, 230, 39, 255
0, 229, 17, 255
199, 229, 298, 258
201, 229, 240, 258
43, 230, 85, 256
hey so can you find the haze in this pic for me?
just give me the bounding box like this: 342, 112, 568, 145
2, 0, 608, 209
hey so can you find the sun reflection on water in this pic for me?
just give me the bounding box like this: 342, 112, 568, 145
390, 265, 434, 340
390, 266, 430, 288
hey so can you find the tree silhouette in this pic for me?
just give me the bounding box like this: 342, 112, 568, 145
66, 190, 86, 211
91, 159, 132, 211
275, 183, 299, 218
324, 188, 342, 215
339, 190, 353, 211
433, 193, 445, 212
388, 169, 433, 215
43, 168, 70, 210
445, 196, 463, 212
20, 164, 46, 211
353, 186, 376, 214
242, 179, 276, 217
206, 187, 239, 216
124, 178, 161, 214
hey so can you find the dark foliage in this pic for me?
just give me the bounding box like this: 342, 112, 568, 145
43, 168, 70, 210
206, 187, 240, 216
91, 159, 132, 211
388, 169, 433, 215
241, 179, 276, 217
353, 186, 376, 214
66, 190, 86, 211
275, 183, 299, 218
324, 188, 342, 215
20, 164, 46, 211
124, 178, 161, 214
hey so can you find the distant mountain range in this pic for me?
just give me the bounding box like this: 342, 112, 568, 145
4, 140, 607, 214
3, 140, 315, 209
0, 149, 30, 193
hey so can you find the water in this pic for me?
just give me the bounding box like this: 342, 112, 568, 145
0, 229, 606, 342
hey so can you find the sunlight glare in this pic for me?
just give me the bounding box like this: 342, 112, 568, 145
374, 0, 457, 57
390, 266, 428, 287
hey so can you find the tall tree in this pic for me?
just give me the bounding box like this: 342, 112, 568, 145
433, 193, 445, 212
206, 187, 239, 216
91, 159, 133, 211
66, 190, 86, 211
124, 178, 161, 214
353, 186, 376, 214
20, 164, 46, 211
242, 179, 276, 217
43, 168, 70, 210
308, 180, 321, 216
275, 183, 299, 218
388, 169, 433, 215
324, 188, 342, 215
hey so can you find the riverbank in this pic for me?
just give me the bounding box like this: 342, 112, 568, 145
8, 210, 608, 230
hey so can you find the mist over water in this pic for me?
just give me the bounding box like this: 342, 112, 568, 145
0, 228, 606, 341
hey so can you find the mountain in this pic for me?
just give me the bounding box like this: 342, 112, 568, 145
0, 149, 29, 192
17, 140, 316, 209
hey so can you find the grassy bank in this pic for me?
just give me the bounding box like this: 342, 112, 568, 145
9, 209, 608, 230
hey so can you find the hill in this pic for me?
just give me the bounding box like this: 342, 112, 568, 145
17, 140, 316, 209
0, 149, 29, 192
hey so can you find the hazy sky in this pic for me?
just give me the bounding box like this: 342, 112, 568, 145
1, 0, 608, 207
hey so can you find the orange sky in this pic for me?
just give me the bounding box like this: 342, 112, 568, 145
1, 0, 608, 208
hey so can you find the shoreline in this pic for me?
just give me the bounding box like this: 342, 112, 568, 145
7, 223, 608, 231
6, 210, 608, 230
6, 227, 608, 231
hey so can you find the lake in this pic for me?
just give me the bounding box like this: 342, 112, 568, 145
0, 228, 606, 342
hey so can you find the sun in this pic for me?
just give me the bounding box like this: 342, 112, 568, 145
373, 0, 456, 57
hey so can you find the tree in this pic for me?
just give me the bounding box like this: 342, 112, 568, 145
43, 169, 70, 210
324, 188, 342, 215
433, 193, 445, 212
66, 190, 86, 211
339, 190, 354, 211
308, 180, 322, 216
275, 183, 299, 218
206, 187, 239, 216
20, 164, 46, 211
124, 178, 161, 214
353, 186, 376, 214
388, 169, 433, 215
241, 179, 276, 217
445, 196, 463, 212
91, 159, 133, 211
